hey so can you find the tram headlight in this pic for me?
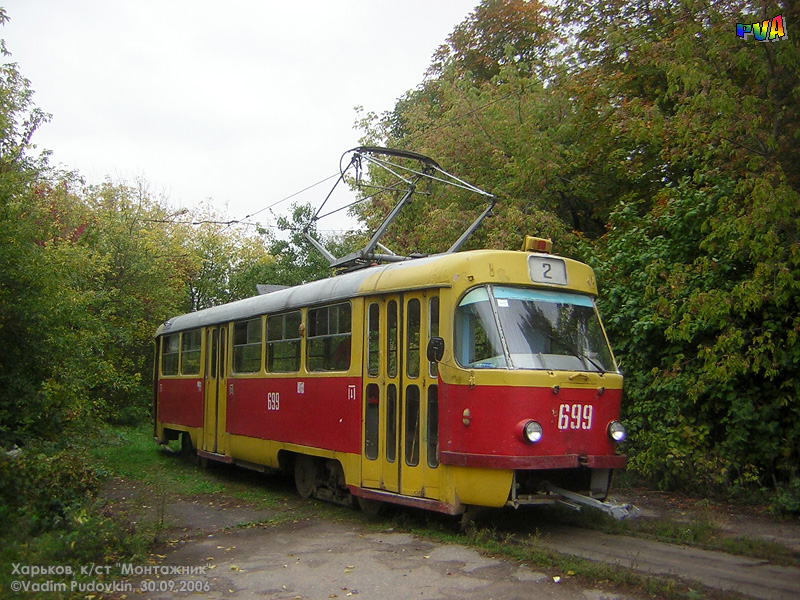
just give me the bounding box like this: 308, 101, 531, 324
607, 421, 626, 443
523, 420, 543, 443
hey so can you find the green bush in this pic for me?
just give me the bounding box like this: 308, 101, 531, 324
770, 476, 800, 517
597, 180, 800, 497
0, 446, 102, 537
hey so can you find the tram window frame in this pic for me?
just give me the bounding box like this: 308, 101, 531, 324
405, 384, 421, 467
161, 334, 180, 376
307, 302, 352, 372
266, 311, 302, 373
428, 296, 440, 378
367, 303, 380, 377
406, 298, 421, 379
233, 317, 263, 374
387, 300, 398, 378
180, 329, 202, 375
364, 383, 380, 460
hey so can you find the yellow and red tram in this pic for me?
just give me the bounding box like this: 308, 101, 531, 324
154, 236, 629, 517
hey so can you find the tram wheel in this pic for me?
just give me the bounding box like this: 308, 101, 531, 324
180, 432, 195, 457
294, 455, 318, 499
357, 496, 387, 518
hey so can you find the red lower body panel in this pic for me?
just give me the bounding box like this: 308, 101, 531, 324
440, 451, 626, 470
157, 378, 203, 428
439, 381, 625, 470
226, 376, 361, 455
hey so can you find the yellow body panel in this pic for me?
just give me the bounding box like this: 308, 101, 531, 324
448, 466, 514, 508
227, 434, 361, 486
357, 250, 598, 298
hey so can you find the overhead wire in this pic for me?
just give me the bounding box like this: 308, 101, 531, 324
242, 171, 341, 222
231, 0, 734, 231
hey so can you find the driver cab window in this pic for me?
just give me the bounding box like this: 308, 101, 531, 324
454, 287, 507, 368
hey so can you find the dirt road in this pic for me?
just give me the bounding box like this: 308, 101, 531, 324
107, 475, 800, 600
137, 518, 631, 600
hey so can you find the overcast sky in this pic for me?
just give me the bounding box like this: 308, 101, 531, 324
2, 1, 478, 232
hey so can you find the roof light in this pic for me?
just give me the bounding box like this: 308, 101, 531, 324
522, 236, 553, 253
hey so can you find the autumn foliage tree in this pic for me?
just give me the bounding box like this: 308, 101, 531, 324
0, 9, 275, 438
359, 0, 800, 500
573, 0, 800, 494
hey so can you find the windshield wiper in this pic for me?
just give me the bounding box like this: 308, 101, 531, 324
541, 330, 606, 374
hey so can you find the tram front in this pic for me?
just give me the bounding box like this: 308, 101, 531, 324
435, 248, 627, 512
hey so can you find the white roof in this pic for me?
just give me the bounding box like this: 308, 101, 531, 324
156, 254, 443, 336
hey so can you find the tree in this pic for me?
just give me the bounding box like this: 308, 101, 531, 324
356, 0, 800, 497
428, 0, 559, 83
80, 180, 198, 422
0, 9, 49, 177
356, 0, 623, 251
256, 203, 358, 287
0, 7, 67, 440
569, 0, 800, 492
186, 224, 275, 311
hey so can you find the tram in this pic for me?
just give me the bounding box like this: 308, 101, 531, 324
154, 147, 630, 519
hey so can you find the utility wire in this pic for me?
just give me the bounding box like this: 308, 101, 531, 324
240, 172, 341, 222
234, 0, 735, 230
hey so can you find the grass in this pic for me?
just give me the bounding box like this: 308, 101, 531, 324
95, 425, 793, 599
540, 500, 800, 567
5, 421, 793, 600
0, 422, 298, 599
86, 423, 287, 508
355, 508, 752, 600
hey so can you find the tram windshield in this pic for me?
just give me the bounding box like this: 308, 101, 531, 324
454, 286, 616, 372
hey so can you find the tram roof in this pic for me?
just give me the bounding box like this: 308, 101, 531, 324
155, 249, 595, 336
157, 253, 444, 336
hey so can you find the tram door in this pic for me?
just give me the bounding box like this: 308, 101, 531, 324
203, 326, 227, 454
362, 292, 440, 499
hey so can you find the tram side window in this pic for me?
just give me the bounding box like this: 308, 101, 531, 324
429, 296, 440, 378
266, 311, 301, 372
405, 385, 420, 467
427, 386, 439, 468
454, 288, 507, 368
387, 300, 398, 378
386, 384, 397, 463
367, 303, 379, 377
180, 329, 202, 375
161, 334, 179, 376
364, 383, 379, 460
307, 303, 351, 371
406, 298, 421, 378
233, 317, 263, 373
